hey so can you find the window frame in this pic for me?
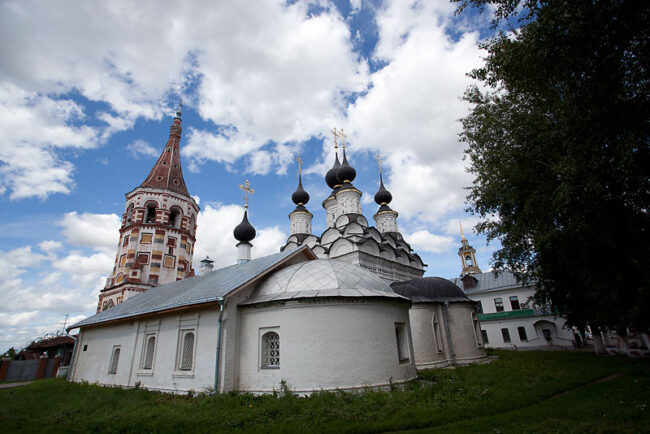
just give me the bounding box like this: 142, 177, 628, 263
501, 328, 511, 343
509, 296, 521, 310
140, 233, 153, 244
138, 332, 158, 375
471, 312, 483, 348
394, 322, 410, 364
481, 329, 489, 344
260, 330, 280, 369
163, 254, 176, 268
517, 326, 528, 342
431, 313, 443, 353
108, 346, 120, 374
494, 298, 504, 312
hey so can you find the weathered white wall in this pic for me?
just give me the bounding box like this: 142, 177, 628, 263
70, 307, 220, 393
238, 300, 417, 394
446, 303, 486, 363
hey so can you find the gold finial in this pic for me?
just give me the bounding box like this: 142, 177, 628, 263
459, 220, 467, 241
375, 154, 382, 174
330, 127, 339, 149
240, 179, 254, 209
296, 155, 303, 175
337, 128, 347, 149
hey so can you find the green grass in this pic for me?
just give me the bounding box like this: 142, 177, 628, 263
0, 351, 648, 433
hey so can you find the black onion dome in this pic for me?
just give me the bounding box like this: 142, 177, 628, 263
292, 174, 310, 205
325, 153, 341, 189
374, 173, 392, 205
390, 277, 473, 303
234, 210, 256, 243
336, 148, 356, 184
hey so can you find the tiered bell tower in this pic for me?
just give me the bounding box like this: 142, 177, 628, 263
458, 222, 481, 276
97, 103, 199, 312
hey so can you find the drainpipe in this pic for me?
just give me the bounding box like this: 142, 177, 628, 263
443, 302, 456, 364
212, 297, 226, 394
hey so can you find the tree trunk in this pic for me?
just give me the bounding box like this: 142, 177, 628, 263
592, 334, 606, 354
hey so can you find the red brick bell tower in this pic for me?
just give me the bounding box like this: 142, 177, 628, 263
97, 103, 200, 312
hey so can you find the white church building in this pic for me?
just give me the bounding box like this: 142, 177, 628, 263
68, 119, 486, 394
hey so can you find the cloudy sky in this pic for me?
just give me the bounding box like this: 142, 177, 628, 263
0, 0, 499, 351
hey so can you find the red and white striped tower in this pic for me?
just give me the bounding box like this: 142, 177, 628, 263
97, 103, 199, 312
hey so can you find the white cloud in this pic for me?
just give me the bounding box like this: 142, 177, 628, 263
39, 240, 63, 253
59, 212, 121, 253
126, 139, 159, 159
193, 203, 286, 270
0, 311, 39, 327
345, 0, 482, 224
405, 229, 455, 254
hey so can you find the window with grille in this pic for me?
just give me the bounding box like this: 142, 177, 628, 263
108, 347, 120, 374
142, 335, 156, 369
179, 331, 195, 371
261, 331, 280, 368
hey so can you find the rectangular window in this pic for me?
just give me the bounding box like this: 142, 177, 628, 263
501, 328, 511, 343
432, 314, 443, 353
476, 301, 483, 314
140, 233, 153, 244
494, 298, 504, 312
186, 243, 192, 253
163, 255, 176, 268
481, 329, 489, 344
395, 322, 410, 363
167, 237, 177, 247
472, 313, 483, 347
168, 247, 174, 255
518, 326, 528, 341
119, 255, 126, 267
122, 235, 130, 247
137, 253, 150, 264
510, 296, 520, 310
108, 346, 120, 374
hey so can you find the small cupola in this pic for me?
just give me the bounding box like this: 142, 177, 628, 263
374, 157, 392, 206
336, 130, 356, 184
292, 156, 310, 206
234, 180, 256, 264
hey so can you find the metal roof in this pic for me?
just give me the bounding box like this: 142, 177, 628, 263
391, 277, 474, 303
449, 271, 530, 295
69, 246, 314, 330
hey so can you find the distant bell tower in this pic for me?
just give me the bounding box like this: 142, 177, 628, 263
458, 222, 481, 276
97, 102, 200, 312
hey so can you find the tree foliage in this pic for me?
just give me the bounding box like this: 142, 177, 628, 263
456, 0, 650, 332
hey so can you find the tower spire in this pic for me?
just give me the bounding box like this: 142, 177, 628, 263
139, 102, 190, 196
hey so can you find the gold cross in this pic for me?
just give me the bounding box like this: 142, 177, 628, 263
240, 180, 254, 209
375, 154, 382, 173
296, 155, 303, 174
337, 128, 347, 149
330, 127, 339, 149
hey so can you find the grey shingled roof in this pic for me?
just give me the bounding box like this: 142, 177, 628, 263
391, 277, 474, 303
449, 271, 531, 295
69, 247, 313, 330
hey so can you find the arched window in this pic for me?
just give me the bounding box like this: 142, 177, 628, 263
142, 335, 156, 369
145, 202, 157, 224
432, 313, 443, 353
179, 332, 195, 371
261, 331, 280, 368
125, 203, 134, 225
465, 255, 473, 266
109, 347, 120, 374
168, 206, 182, 228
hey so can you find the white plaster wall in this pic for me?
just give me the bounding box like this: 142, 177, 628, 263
71, 307, 220, 393
290, 212, 312, 235
238, 300, 417, 393
408, 305, 448, 368
480, 316, 575, 349
375, 212, 398, 233
324, 198, 339, 228
446, 303, 486, 362
336, 190, 362, 215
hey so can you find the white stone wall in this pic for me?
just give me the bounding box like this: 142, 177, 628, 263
289, 211, 312, 235
374, 212, 398, 233
335, 189, 362, 215
237, 300, 417, 393
324, 198, 339, 228
70, 308, 219, 393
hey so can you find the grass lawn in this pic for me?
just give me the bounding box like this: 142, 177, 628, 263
0, 350, 648, 433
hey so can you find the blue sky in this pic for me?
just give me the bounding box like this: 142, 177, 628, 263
0, 0, 499, 351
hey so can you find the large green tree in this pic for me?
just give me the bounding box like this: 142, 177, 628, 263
455, 0, 650, 337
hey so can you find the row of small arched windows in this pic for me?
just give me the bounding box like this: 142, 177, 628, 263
124, 202, 195, 230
